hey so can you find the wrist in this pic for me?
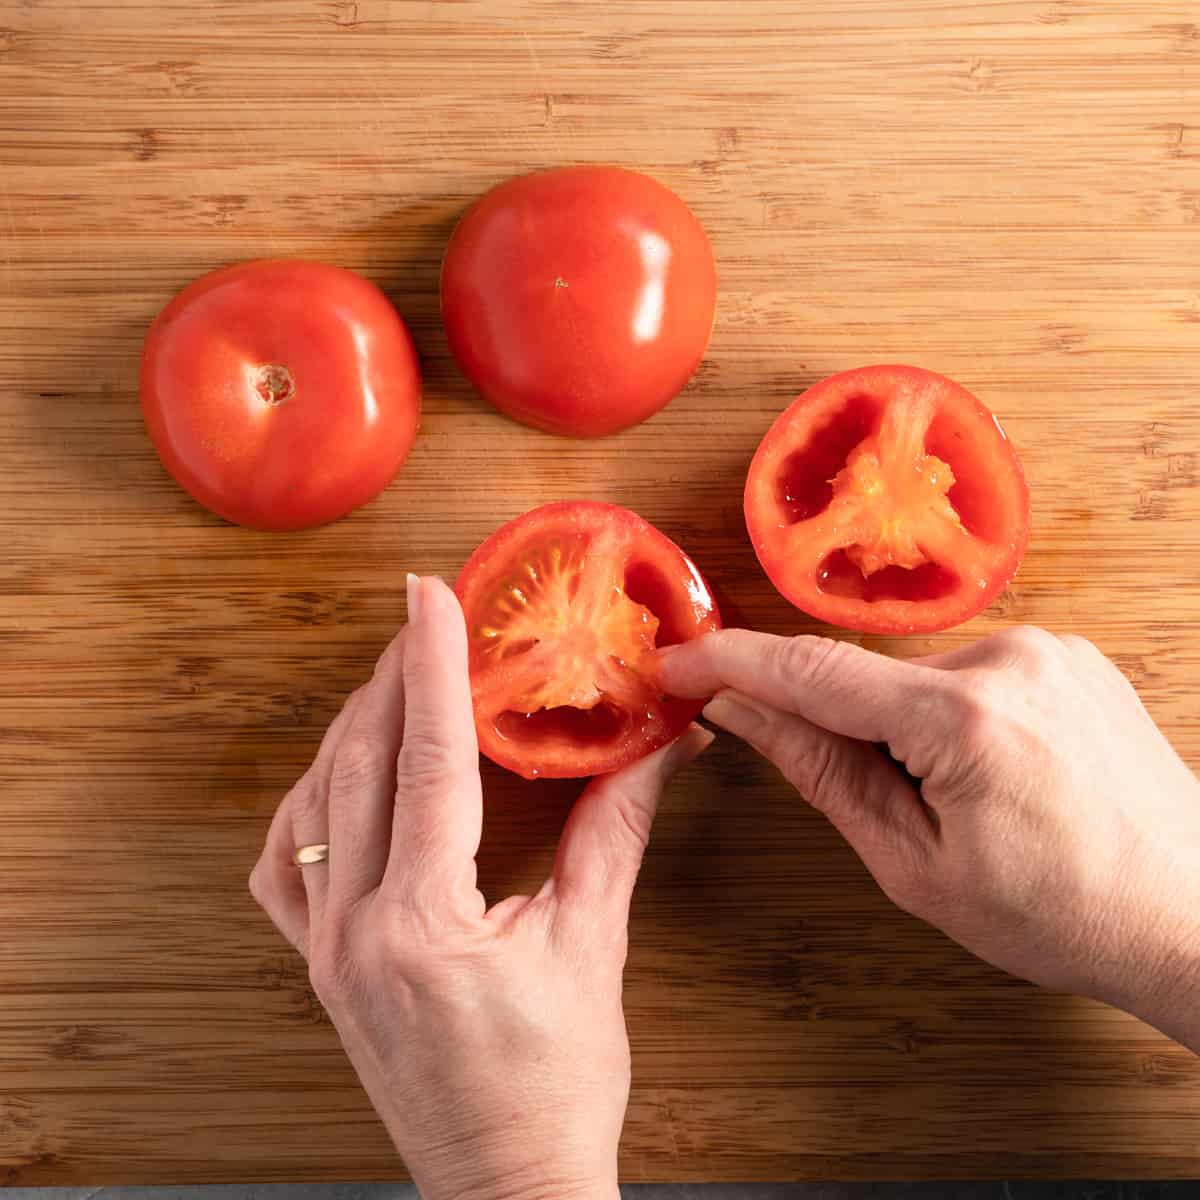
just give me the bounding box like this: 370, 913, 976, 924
472, 1186, 617, 1200
1123, 942, 1200, 1053
421, 1171, 618, 1200
1098, 868, 1200, 1052
410, 1142, 618, 1200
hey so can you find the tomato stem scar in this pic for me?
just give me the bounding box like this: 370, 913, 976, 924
255, 364, 295, 406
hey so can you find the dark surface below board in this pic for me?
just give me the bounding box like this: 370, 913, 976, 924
9, 1184, 1200, 1199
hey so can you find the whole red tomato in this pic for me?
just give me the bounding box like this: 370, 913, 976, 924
140, 260, 421, 531
440, 167, 717, 438
745, 365, 1030, 635
455, 501, 721, 779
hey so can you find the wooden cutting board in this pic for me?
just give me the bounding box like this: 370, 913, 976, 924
2, 0, 1199, 1185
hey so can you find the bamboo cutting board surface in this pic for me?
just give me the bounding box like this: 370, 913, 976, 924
2, 0, 1200, 1185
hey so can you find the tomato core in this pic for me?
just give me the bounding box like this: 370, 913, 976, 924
254, 364, 295, 407
473, 535, 660, 725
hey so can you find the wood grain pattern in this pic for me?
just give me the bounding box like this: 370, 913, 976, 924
2, 0, 1199, 1184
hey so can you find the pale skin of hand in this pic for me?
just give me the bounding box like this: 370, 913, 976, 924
657, 625, 1200, 1051
250, 575, 711, 1200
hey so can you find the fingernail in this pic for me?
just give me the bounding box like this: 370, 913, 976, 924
702, 691, 767, 737
406, 573, 422, 623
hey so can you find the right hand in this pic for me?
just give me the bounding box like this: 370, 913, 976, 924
656, 625, 1200, 1050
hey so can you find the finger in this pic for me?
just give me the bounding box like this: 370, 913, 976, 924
248, 688, 364, 953
552, 724, 713, 927
327, 629, 407, 905
702, 690, 935, 868
290, 686, 365, 925
655, 630, 957, 757
384, 575, 483, 909
249, 791, 311, 958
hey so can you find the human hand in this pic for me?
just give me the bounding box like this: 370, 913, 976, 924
250, 575, 711, 1200
657, 625, 1200, 1049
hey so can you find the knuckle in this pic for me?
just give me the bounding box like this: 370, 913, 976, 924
776, 634, 845, 686
335, 684, 370, 725
778, 733, 841, 810
1058, 632, 1093, 653
332, 733, 387, 791
397, 733, 460, 791
927, 673, 1002, 757
286, 772, 326, 824
607, 788, 654, 856
927, 674, 1021, 786
950, 677, 1000, 739
1059, 633, 1104, 668
1002, 625, 1064, 672
307, 924, 354, 1001
306, 951, 340, 1003
248, 863, 267, 906
373, 914, 470, 986
377, 921, 429, 974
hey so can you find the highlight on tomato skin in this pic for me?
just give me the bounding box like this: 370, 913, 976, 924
454, 501, 722, 780
140, 259, 422, 532
744, 365, 1031, 636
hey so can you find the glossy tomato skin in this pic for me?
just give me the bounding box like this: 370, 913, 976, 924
441, 167, 717, 438
141, 260, 421, 531
455, 501, 721, 779
745, 365, 1030, 636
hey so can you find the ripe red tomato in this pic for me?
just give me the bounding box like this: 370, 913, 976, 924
455, 501, 721, 779
440, 167, 717, 438
745, 365, 1030, 635
141, 260, 421, 531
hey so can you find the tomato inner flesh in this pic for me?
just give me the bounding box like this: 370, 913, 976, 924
784, 392, 984, 591
473, 534, 660, 720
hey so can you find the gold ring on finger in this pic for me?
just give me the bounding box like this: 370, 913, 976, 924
292, 843, 330, 866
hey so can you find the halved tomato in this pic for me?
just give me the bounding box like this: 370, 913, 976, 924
745, 365, 1030, 635
455, 501, 721, 779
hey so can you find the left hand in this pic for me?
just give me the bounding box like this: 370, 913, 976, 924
250, 575, 711, 1200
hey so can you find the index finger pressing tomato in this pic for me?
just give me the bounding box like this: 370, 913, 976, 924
744, 365, 1030, 635
455, 501, 721, 779
140, 259, 421, 532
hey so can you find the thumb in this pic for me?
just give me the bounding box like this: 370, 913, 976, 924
702, 689, 934, 882
551, 724, 713, 923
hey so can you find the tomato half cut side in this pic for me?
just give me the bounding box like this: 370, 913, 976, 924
455, 501, 721, 779
744, 365, 1030, 635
